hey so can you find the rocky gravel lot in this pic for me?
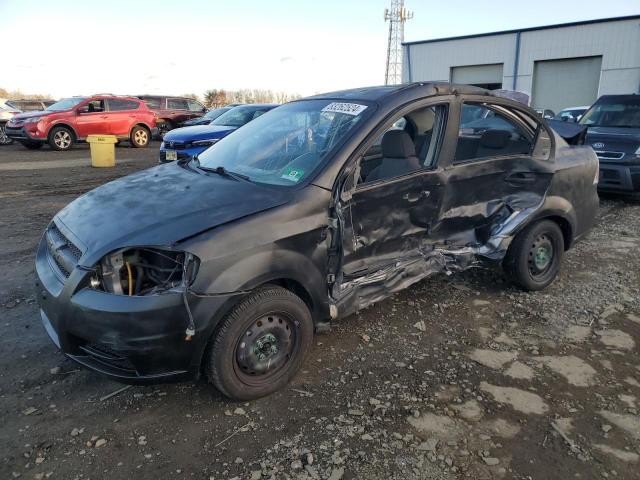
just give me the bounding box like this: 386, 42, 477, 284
0, 142, 639, 480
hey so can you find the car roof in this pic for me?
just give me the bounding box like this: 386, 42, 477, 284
595, 94, 640, 102
306, 82, 490, 103
231, 103, 279, 109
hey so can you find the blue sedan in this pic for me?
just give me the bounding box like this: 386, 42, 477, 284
159, 104, 278, 162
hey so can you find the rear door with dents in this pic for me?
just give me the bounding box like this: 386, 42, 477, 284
434, 100, 554, 247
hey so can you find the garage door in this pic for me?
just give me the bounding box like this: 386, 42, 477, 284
451, 64, 503, 90
532, 56, 602, 113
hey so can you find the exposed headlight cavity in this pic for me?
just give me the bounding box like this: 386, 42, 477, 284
92, 248, 199, 296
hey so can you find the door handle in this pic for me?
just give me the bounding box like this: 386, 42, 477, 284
403, 190, 430, 203
506, 172, 536, 184
100, 115, 109, 119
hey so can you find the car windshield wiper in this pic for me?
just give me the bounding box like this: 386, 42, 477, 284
193, 159, 251, 182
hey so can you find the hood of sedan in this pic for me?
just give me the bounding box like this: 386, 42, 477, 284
163, 124, 238, 143
55, 161, 291, 265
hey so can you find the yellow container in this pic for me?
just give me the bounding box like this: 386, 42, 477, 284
87, 134, 118, 167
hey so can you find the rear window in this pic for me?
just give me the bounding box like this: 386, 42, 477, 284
167, 98, 188, 110
187, 100, 204, 112
109, 99, 139, 111
142, 97, 162, 109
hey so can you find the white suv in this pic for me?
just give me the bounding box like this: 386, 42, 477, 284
0, 99, 21, 145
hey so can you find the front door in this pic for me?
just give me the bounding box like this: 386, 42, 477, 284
74, 98, 110, 138
335, 103, 451, 309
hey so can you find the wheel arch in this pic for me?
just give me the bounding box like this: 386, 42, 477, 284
131, 122, 152, 134
48, 122, 78, 141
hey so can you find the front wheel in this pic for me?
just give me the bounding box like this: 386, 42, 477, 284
204, 285, 314, 400
48, 126, 74, 151
503, 219, 564, 291
130, 125, 150, 148
0, 123, 13, 145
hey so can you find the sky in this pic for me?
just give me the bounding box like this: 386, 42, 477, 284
1, 0, 638, 99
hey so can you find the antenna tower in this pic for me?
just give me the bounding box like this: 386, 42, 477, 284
384, 0, 413, 85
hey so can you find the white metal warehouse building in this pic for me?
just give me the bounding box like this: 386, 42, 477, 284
402, 15, 640, 113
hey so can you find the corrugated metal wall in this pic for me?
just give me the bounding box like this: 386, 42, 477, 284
403, 17, 640, 110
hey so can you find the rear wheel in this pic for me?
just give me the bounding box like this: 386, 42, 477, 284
503, 219, 564, 291
0, 123, 13, 145
204, 285, 314, 400
20, 141, 43, 149
130, 125, 150, 148
48, 126, 74, 151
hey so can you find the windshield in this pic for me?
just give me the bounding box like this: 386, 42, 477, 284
197, 99, 371, 186
203, 107, 230, 120
46, 97, 86, 112
211, 105, 272, 127
580, 97, 640, 128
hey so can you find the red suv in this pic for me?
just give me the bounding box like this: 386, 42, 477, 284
5, 95, 157, 151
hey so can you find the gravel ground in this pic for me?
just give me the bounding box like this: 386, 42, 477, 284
0, 142, 639, 480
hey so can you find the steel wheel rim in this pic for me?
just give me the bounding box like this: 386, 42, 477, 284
234, 312, 296, 385
134, 129, 148, 145
528, 234, 554, 277
54, 131, 71, 148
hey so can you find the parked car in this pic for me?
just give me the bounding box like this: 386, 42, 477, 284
136, 95, 206, 136
555, 106, 589, 123
159, 104, 277, 162
182, 106, 234, 127
534, 108, 555, 119
35, 83, 598, 400
0, 99, 22, 145
580, 94, 640, 194
6, 99, 55, 112
6, 95, 156, 151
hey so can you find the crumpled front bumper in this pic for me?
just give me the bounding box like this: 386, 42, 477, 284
35, 231, 235, 384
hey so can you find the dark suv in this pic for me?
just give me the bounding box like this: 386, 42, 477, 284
580, 94, 640, 194
137, 95, 206, 136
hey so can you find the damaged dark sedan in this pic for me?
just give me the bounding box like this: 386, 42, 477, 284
36, 83, 599, 400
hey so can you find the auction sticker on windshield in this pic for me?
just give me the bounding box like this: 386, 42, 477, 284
321, 102, 368, 116
281, 167, 305, 183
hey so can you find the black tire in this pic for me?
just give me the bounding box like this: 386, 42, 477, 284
503, 219, 564, 291
130, 125, 150, 148
204, 285, 314, 400
48, 126, 74, 151
20, 141, 43, 149
156, 120, 173, 139
0, 123, 13, 145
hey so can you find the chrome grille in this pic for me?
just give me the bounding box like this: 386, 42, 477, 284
595, 151, 625, 160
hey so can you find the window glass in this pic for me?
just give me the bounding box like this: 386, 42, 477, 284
455, 104, 532, 163
212, 106, 273, 127
142, 97, 162, 109
358, 105, 447, 185
580, 97, 640, 128
187, 100, 204, 112
109, 99, 139, 111
79, 99, 105, 113
198, 100, 369, 187
167, 98, 188, 110
45, 98, 85, 111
